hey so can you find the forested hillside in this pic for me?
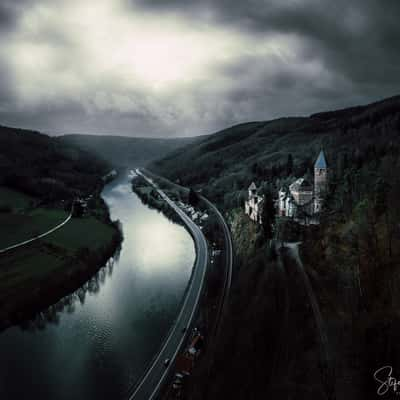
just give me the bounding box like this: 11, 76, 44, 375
0, 125, 109, 201
152, 95, 400, 209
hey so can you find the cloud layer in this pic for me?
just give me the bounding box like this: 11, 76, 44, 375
0, 0, 399, 137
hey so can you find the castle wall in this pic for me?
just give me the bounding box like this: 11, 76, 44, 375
314, 168, 328, 196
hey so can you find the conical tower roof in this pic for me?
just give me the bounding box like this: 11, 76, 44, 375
248, 182, 257, 191
315, 150, 327, 169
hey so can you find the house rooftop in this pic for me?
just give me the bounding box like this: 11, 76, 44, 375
289, 177, 312, 192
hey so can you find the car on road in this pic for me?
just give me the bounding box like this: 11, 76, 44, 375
172, 380, 182, 390
172, 373, 185, 390
164, 358, 170, 367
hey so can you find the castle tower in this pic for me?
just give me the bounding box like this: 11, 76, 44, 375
248, 182, 257, 198
314, 150, 328, 212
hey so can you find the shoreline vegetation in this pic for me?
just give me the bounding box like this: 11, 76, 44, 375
131, 175, 183, 226
0, 186, 123, 332
133, 172, 232, 400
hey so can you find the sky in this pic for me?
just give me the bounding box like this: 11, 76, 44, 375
0, 0, 399, 138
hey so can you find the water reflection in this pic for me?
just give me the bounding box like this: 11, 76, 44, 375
0, 173, 195, 400
19, 256, 118, 333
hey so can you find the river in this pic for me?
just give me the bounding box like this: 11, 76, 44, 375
0, 173, 195, 400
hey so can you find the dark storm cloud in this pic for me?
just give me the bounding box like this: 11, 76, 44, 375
133, 0, 400, 85
131, 0, 400, 76
0, 0, 398, 137
0, 0, 36, 31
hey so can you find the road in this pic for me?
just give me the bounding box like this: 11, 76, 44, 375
285, 242, 335, 400
130, 169, 209, 400
197, 194, 233, 339
269, 240, 290, 387
141, 168, 233, 340
0, 212, 72, 254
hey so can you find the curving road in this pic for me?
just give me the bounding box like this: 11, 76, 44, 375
130, 169, 209, 400
0, 212, 72, 254
141, 168, 233, 340
198, 194, 233, 339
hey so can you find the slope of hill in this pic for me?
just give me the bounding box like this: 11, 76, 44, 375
151, 95, 400, 207
59, 134, 203, 167
150, 94, 400, 399
0, 124, 109, 200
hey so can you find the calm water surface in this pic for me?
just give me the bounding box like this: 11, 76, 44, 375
0, 173, 195, 399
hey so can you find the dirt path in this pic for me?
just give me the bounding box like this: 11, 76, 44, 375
285, 242, 336, 400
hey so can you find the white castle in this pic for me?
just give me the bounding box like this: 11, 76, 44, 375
279, 150, 328, 218
244, 150, 328, 224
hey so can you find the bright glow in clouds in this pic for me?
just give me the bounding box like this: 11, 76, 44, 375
0, 0, 398, 136
0, 0, 333, 136
4, 0, 249, 99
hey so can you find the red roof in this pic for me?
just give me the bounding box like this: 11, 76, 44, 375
175, 354, 193, 375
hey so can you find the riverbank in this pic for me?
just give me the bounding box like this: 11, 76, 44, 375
131, 175, 183, 225
133, 171, 234, 400
0, 192, 123, 331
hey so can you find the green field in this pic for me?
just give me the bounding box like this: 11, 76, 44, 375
0, 244, 69, 295
0, 186, 36, 211
0, 186, 70, 249
0, 208, 69, 249
44, 216, 116, 253
0, 216, 115, 295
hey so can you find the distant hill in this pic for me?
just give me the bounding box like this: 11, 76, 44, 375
59, 134, 203, 167
0, 125, 109, 200
150, 95, 400, 206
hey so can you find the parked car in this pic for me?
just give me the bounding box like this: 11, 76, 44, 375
172, 381, 182, 390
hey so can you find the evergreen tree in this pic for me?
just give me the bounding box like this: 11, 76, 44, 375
261, 189, 275, 240
286, 153, 294, 176
188, 188, 198, 206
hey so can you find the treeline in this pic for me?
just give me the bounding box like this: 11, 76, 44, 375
131, 176, 183, 225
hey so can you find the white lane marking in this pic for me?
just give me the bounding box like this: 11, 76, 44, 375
149, 222, 207, 400
130, 170, 208, 400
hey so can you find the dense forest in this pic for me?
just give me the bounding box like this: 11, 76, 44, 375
0, 124, 110, 201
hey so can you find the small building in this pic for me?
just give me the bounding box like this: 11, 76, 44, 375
200, 213, 209, 221
244, 182, 264, 224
